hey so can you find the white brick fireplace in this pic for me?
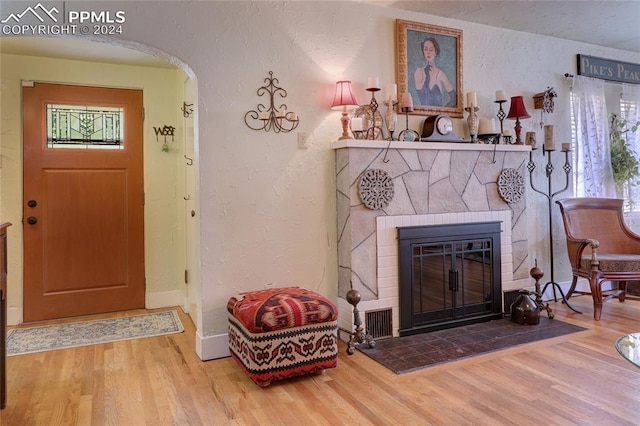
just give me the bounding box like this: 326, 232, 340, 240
333, 140, 532, 337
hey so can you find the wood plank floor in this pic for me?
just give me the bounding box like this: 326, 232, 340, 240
1, 295, 640, 425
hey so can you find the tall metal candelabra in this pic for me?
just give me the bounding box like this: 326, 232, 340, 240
527, 146, 581, 313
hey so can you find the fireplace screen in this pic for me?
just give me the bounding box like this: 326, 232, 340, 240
398, 222, 502, 336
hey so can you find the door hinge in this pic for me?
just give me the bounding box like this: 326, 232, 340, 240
184, 269, 189, 284
142, 107, 145, 121
143, 192, 145, 205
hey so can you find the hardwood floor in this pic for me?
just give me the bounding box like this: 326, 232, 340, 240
1, 296, 639, 425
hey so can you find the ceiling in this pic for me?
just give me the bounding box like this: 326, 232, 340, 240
373, 0, 640, 54
0, 1, 638, 68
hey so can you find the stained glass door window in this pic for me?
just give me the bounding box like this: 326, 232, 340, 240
46, 104, 124, 149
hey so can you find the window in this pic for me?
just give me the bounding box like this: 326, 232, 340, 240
620, 98, 640, 212
46, 104, 124, 149
570, 84, 640, 211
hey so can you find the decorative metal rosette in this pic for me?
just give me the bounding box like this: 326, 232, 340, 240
358, 169, 394, 210
498, 168, 525, 204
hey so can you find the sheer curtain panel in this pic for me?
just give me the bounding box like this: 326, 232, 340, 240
571, 75, 616, 197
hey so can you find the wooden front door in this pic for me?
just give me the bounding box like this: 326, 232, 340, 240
23, 83, 145, 322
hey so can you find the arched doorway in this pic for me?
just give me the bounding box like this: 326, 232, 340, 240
0, 36, 201, 329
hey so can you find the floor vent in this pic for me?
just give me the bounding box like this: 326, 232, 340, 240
503, 289, 522, 314
366, 308, 393, 339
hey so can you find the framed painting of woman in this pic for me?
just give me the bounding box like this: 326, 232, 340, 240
396, 19, 463, 117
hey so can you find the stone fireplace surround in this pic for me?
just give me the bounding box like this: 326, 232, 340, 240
333, 140, 532, 337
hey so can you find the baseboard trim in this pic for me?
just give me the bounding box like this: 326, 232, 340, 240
196, 331, 230, 361
146, 290, 185, 310
7, 307, 22, 326
541, 278, 615, 300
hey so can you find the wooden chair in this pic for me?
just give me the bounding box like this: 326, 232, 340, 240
556, 198, 640, 320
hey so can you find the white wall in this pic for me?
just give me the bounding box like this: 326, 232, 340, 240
2, 1, 640, 359
0, 53, 187, 322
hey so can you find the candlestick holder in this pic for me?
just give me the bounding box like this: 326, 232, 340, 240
365, 87, 383, 140
351, 129, 365, 140
478, 133, 500, 144
397, 107, 419, 142
244, 71, 299, 133
527, 146, 581, 313
383, 99, 398, 141
495, 99, 507, 143
465, 106, 479, 143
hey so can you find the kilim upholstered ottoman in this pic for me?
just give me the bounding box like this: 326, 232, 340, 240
227, 287, 338, 387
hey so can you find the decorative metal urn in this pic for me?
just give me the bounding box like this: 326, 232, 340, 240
510, 289, 540, 325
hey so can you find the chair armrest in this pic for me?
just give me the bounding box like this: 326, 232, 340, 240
565, 238, 600, 268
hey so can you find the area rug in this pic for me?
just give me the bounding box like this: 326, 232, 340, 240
357, 317, 588, 374
6, 310, 184, 356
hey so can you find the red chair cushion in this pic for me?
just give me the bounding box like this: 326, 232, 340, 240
227, 287, 337, 333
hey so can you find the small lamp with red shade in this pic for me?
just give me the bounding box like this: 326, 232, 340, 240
507, 95, 531, 145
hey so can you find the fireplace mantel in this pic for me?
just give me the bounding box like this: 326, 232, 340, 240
331, 139, 533, 153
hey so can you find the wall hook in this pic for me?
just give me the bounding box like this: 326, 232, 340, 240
154, 125, 175, 152
182, 102, 194, 118
184, 155, 193, 166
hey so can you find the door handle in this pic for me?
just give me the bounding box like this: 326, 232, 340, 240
27, 200, 38, 208
27, 216, 38, 225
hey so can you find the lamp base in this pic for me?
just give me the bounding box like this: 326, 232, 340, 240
514, 118, 524, 145
338, 110, 351, 140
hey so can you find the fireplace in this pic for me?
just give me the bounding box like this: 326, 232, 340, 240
332, 140, 532, 338
397, 221, 503, 336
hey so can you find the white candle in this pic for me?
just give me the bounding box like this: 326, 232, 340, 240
367, 77, 380, 90
562, 142, 571, 152
259, 110, 269, 120
386, 84, 397, 102
478, 118, 496, 135
277, 106, 287, 118
466, 91, 477, 107
288, 112, 298, 121
503, 130, 511, 136
351, 117, 363, 131
400, 92, 413, 110
544, 125, 555, 150
495, 90, 507, 102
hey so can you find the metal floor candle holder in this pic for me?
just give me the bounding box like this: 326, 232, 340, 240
527, 147, 581, 313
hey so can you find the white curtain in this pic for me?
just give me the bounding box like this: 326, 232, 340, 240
571, 75, 616, 197
622, 83, 640, 207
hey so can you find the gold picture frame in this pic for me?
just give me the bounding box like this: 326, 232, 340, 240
396, 19, 463, 117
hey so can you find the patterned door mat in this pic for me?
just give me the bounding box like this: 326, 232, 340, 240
357, 317, 588, 374
6, 310, 184, 356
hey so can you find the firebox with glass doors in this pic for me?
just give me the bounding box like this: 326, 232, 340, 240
398, 222, 503, 336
